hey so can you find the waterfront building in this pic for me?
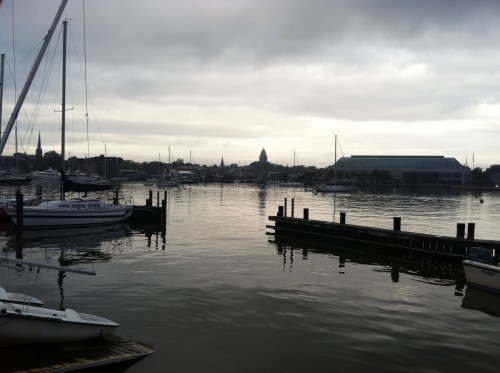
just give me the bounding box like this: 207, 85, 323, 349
334, 155, 468, 186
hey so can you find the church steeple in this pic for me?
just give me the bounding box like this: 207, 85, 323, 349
36, 131, 42, 158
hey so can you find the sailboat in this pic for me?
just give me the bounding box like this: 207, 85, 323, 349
1, 6, 132, 228
279, 151, 305, 187
0, 257, 119, 344
314, 135, 355, 193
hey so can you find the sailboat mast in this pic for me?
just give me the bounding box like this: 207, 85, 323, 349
0, 53, 4, 137
60, 20, 68, 200
334, 134, 337, 185
0, 0, 68, 156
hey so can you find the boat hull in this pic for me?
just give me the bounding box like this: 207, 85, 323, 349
5, 206, 132, 228
314, 185, 355, 193
463, 259, 500, 293
0, 287, 44, 306
0, 303, 118, 344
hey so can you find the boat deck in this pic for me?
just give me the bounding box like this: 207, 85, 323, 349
0, 335, 154, 372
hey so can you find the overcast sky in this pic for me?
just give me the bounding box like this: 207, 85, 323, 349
1, 0, 500, 168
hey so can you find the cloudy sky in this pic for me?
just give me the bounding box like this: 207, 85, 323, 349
1, 0, 500, 168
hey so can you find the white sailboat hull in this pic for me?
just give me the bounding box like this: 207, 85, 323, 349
0, 287, 44, 306
0, 302, 118, 344
4, 197, 133, 228
463, 259, 500, 293
8, 208, 133, 227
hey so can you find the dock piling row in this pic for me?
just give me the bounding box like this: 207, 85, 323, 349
269, 200, 496, 261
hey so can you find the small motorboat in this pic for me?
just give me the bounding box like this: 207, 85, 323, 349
0, 301, 119, 344
0, 287, 44, 306
462, 247, 500, 294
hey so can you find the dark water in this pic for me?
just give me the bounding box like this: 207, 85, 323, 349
1, 183, 500, 372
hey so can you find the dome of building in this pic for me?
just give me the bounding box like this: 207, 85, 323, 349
259, 148, 267, 163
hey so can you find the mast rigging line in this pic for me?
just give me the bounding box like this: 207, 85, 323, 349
0, 0, 69, 156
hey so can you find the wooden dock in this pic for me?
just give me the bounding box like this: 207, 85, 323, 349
130, 190, 167, 223
268, 205, 500, 262
0, 335, 154, 372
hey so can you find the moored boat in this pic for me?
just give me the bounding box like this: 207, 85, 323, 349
0, 17, 131, 229
29, 167, 60, 180
3, 196, 132, 228
314, 184, 354, 193
279, 181, 304, 188
0, 301, 118, 344
462, 247, 500, 294
0, 257, 118, 345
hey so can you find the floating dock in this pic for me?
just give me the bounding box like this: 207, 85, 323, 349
0, 335, 154, 372
267, 202, 500, 262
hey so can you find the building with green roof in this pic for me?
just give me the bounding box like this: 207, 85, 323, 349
334, 155, 468, 185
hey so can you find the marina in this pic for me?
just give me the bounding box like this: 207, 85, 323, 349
1, 183, 500, 372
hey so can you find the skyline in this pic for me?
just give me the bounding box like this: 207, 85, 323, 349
1, 0, 500, 169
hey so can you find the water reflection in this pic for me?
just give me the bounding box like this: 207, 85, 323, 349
271, 236, 465, 288
462, 287, 500, 317
257, 185, 267, 213
3, 223, 133, 254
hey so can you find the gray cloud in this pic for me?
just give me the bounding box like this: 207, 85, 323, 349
1, 0, 500, 167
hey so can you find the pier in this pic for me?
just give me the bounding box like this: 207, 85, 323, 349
0, 335, 154, 372
130, 189, 167, 224
267, 200, 500, 262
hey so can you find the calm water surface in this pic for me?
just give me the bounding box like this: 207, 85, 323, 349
1, 183, 500, 372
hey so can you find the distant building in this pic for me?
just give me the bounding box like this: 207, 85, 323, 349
69, 155, 124, 178
335, 155, 468, 185
259, 148, 268, 163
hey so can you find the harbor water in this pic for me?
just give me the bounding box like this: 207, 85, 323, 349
1, 183, 500, 372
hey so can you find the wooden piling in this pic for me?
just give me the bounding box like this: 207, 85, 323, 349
303, 208, 309, 220
457, 223, 465, 238
340, 212, 346, 224
284, 198, 287, 217
291, 198, 295, 218
467, 223, 475, 240
131, 191, 167, 224
278, 206, 284, 217
394, 217, 401, 231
